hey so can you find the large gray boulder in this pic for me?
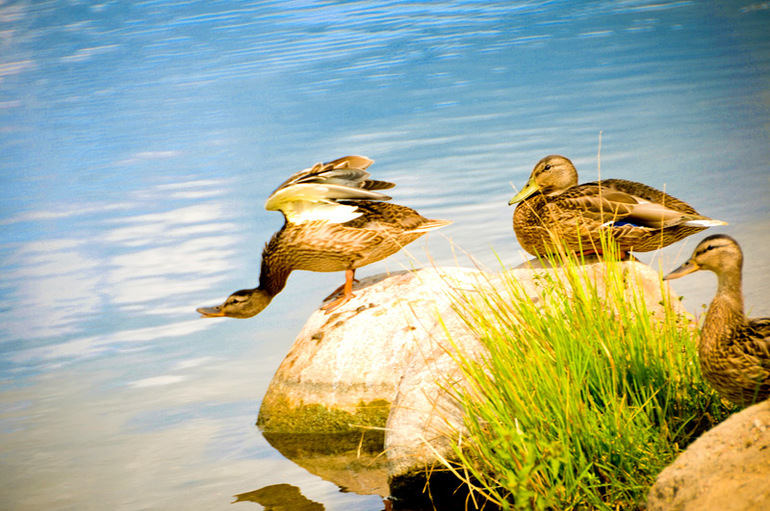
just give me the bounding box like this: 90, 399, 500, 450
647, 399, 770, 511
257, 267, 485, 434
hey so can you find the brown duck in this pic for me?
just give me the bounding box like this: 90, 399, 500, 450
197, 156, 451, 318
508, 155, 726, 257
665, 234, 770, 406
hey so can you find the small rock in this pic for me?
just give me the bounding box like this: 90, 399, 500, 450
647, 400, 770, 511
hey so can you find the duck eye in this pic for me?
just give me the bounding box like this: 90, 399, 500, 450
228, 295, 245, 305
544, 164, 552, 171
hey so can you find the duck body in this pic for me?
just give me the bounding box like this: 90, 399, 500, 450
510, 155, 725, 256
698, 295, 770, 406
197, 156, 450, 318
665, 234, 770, 406
261, 200, 448, 276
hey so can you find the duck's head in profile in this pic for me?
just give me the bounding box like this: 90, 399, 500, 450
509, 155, 579, 204
664, 234, 743, 281
196, 288, 273, 319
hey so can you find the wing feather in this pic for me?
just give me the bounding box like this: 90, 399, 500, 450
558, 181, 712, 229
264, 156, 396, 224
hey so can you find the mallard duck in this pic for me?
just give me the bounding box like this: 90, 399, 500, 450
197, 155, 451, 318
664, 234, 770, 406
508, 155, 726, 257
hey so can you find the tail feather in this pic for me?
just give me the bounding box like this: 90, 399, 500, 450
682, 218, 728, 227
405, 219, 453, 233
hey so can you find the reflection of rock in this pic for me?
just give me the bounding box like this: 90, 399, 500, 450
233, 483, 324, 510
647, 400, 770, 511
262, 431, 389, 498
258, 264, 686, 505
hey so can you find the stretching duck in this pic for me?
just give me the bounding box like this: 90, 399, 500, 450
197, 156, 451, 318
665, 234, 770, 406
508, 155, 726, 257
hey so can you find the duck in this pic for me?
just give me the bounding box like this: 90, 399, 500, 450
197, 155, 451, 318
664, 234, 770, 406
508, 155, 726, 257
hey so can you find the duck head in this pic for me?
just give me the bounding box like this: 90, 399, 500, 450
509, 155, 579, 205
663, 234, 742, 281
197, 288, 273, 319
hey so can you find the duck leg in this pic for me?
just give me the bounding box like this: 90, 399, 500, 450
321, 269, 357, 313
322, 269, 359, 301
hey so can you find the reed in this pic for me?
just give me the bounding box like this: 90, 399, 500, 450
441, 239, 733, 510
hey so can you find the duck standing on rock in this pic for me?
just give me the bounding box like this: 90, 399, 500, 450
197, 155, 451, 318
508, 155, 726, 257
664, 234, 770, 406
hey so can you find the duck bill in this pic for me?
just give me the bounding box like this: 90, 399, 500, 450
663, 260, 700, 281
509, 179, 539, 205
197, 305, 226, 318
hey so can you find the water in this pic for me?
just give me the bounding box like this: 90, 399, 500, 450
1, 1, 769, 509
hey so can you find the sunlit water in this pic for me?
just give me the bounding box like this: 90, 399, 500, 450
1, 1, 769, 509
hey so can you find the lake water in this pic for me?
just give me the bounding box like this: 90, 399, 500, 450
1, 1, 768, 509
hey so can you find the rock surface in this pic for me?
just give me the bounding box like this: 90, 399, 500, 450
256, 261, 689, 501
383, 293, 481, 485
257, 267, 485, 433
647, 399, 770, 511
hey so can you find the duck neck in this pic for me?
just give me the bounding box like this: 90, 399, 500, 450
701, 270, 745, 355
257, 229, 293, 298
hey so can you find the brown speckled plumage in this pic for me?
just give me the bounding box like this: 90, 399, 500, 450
258, 200, 448, 294
509, 155, 725, 256
197, 156, 450, 318
665, 234, 770, 406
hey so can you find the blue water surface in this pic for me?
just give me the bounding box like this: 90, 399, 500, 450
1, 1, 769, 509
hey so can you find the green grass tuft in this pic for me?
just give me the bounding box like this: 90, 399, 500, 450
442, 244, 733, 510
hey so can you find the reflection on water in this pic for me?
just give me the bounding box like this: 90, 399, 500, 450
234, 484, 325, 510
1, 0, 769, 509
3, 177, 238, 365
262, 431, 389, 498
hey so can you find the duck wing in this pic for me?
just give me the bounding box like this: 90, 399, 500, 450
747, 317, 770, 352
556, 184, 655, 226
265, 156, 395, 224
558, 179, 724, 229
738, 317, 770, 398
269, 156, 392, 194
342, 201, 452, 233
322, 156, 395, 191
